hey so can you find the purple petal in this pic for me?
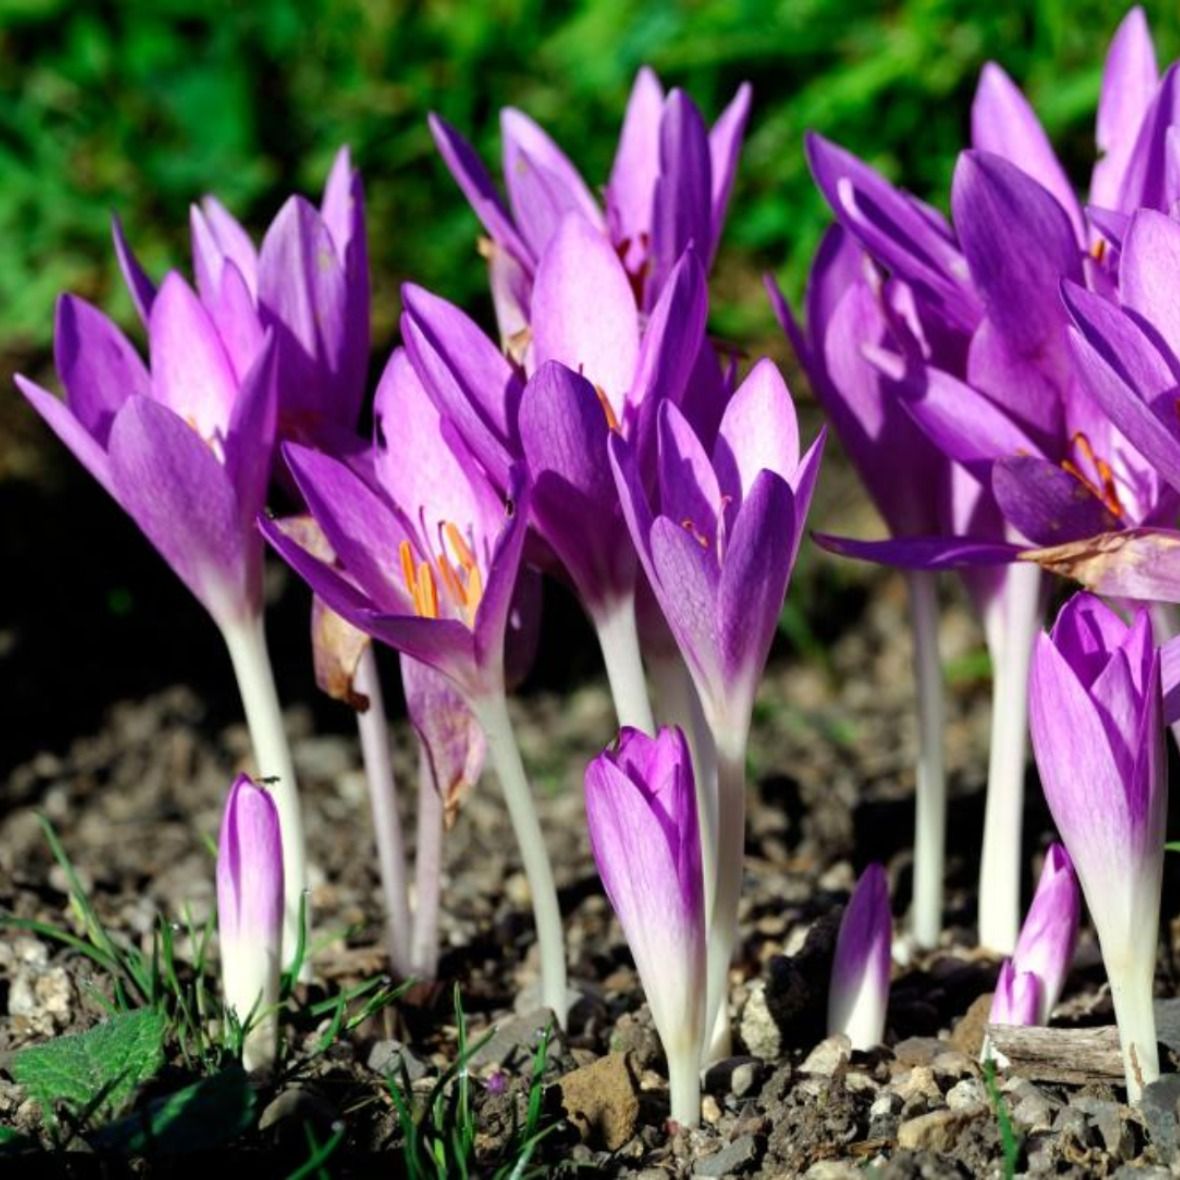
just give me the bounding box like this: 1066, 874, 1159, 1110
713, 359, 800, 505
650, 91, 712, 307
530, 214, 639, 417
501, 108, 603, 259
815, 532, 1021, 569
707, 82, 752, 262
107, 397, 252, 624
400, 283, 522, 489
1117, 61, 1180, 213
372, 347, 504, 550
627, 247, 708, 437
1063, 282, 1180, 493
992, 455, 1121, 547
649, 514, 723, 698
584, 726, 704, 1041
989, 960, 1041, 1027
402, 655, 485, 817
257, 195, 352, 427
716, 471, 797, 706
898, 361, 1046, 480
805, 132, 981, 332
218, 774, 283, 948
1120, 210, 1180, 360
428, 113, 534, 266
657, 400, 721, 543
1011, 843, 1079, 1023
148, 272, 239, 444
224, 333, 279, 534
828, 863, 891, 1050
1092, 6, 1159, 210
197, 195, 259, 296
283, 441, 413, 614
111, 213, 156, 326
54, 294, 148, 445
518, 361, 634, 608
971, 63, 1084, 243
952, 150, 1081, 360
205, 261, 266, 386
262, 514, 479, 688
606, 67, 665, 270
14, 374, 116, 498
470, 466, 532, 679
1029, 628, 1140, 871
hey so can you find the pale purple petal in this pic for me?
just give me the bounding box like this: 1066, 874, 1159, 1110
713, 358, 800, 503
657, 400, 722, 543
971, 63, 1084, 243
989, 960, 1041, 1027
111, 213, 156, 326
1117, 61, 1180, 213
1092, 7, 1158, 210
1011, 843, 1079, 1023
107, 397, 252, 625
149, 272, 239, 445
1120, 210, 1180, 360
828, 863, 891, 1050
530, 214, 639, 417
218, 774, 283, 949
14, 374, 117, 498
606, 67, 665, 269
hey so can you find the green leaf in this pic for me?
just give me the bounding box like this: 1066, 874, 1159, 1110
11, 1008, 167, 1125
89, 1066, 255, 1155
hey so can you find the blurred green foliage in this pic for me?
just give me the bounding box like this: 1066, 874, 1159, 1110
2, 0, 1178, 361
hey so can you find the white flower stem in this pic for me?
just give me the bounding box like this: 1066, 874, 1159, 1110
666, 1036, 703, 1129
907, 570, 946, 950
978, 563, 1042, 954
593, 595, 655, 734
1108, 957, 1160, 1103
353, 646, 413, 979
470, 690, 568, 1026
702, 729, 748, 1065
410, 745, 444, 981
221, 613, 308, 976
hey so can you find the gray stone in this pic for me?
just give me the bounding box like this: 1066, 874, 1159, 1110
892, 1036, 944, 1067
1052, 1104, 1094, 1146
869, 1091, 902, 1120
946, 1077, 987, 1111
1006, 1079, 1058, 1132
739, 982, 780, 1060
703, 1056, 765, 1099
804, 1164, 861, 1179
366, 1039, 429, 1082
259, 1087, 337, 1130
1139, 1073, 1180, 1155
896, 1106, 985, 1152
931, 1050, 975, 1081
693, 1132, 760, 1177
800, 1034, 851, 1077
1072, 1095, 1133, 1158
468, 1008, 558, 1069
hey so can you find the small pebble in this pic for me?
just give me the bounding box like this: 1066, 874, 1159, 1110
800, 1034, 850, 1077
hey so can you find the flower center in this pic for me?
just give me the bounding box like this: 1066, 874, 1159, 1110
1060, 432, 1124, 518
398, 522, 484, 627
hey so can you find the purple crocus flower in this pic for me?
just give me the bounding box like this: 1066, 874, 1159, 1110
401, 238, 709, 732
218, 774, 284, 1072
585, 726, 705, 1127
988, 960, 1041, 1029
261, 347, 568, 1023
985, 843, 1080, 1038
429, 69, 750, 333
610, 358, 824, 1057
1029, 593, 1165, 1101
114, 147, 370, 448
15, 283, 311, 971
827, 864, 892, 1051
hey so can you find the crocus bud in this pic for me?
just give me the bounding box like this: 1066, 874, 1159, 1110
218, 774, 284, 1072
1029, 593, 1166, 1101
1010, 843, 1080, 1024
989, 959, 1042, 1027
827, 863, 891, 1051
585, 727, 705, 1128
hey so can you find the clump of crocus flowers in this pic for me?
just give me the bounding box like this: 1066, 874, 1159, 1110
18, 5, 1180, 1122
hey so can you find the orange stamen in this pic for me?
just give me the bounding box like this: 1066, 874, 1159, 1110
681, 518, 710, 549
416, 561, 439, 619
594, 385, 621, 433
1061, 432, 1125, 518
